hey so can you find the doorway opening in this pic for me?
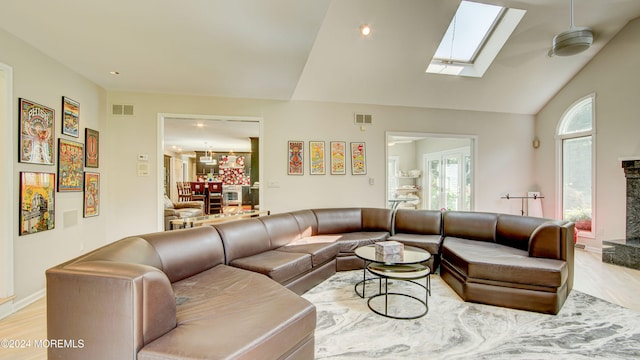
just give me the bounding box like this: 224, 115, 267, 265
386, 132, 476, 211
157, 113, 263, 229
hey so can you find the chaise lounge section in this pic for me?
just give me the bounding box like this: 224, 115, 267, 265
439, 211, 574, 314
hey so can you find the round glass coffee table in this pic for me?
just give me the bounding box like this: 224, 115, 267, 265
354, 244, 431, 319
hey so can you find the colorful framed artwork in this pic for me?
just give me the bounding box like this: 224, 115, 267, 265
330, 141, 346, 175
309, 141, 326, 175
61, 96, 80, 137
85, 128, 99, 168
19, 98, 55, 165
83, 172, 100, 217
57, 138, 84, 192
20, 172, 55, 235
351, 142, 367, 175
288, 141, 304, 175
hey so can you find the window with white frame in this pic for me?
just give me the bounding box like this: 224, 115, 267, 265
557, 95, 595, 236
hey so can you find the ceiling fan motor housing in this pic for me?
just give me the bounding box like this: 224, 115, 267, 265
551, 27, 593, 56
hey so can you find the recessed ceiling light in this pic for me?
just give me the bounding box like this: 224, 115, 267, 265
196, 123, 204, 127
360, 24, 371, 37
109, 71, 120, 75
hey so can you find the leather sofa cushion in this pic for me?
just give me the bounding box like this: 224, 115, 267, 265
215, 218, 271, 263
305, 232, 389, 253
137, 226, 225, 283
277, 242, 340, 266
388, 233, 442, 256
314, 208, 362, 234
362, 208, 393, 232
260, 213, 303, 249
443, 211, 497, 243
496, 214, 547, 251
139, 265, 316, 360
290, 209, 318, 237
394, 209, 442, 235
230, 250, 313, 284
443, 237, 567, 288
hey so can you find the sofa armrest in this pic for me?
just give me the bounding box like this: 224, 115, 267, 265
528, 221, 567, 259
173, 201, 204, 211
47, 261, 176, 360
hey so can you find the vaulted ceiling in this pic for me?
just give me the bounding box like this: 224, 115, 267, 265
2, 0, 639, 116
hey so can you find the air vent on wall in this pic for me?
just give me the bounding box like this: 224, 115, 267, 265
354, 113, 372, 125
112, 104, 135, 116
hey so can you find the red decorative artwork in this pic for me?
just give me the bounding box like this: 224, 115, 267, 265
288, 141, 303, 175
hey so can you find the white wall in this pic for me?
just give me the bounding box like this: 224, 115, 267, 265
0, 28, 107, 306
105, 92, 535, 241
0, 63, 13, 311
535, 18, 640, 247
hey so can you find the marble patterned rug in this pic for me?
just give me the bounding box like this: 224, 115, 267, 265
302, 270, 640, 360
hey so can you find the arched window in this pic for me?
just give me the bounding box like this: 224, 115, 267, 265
557, 95, 595, 236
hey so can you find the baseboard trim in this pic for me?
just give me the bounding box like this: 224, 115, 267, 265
0, 289, 45, 320
0, 300, 13, 320
13, 288, 45, 312
584, 245, 603, 254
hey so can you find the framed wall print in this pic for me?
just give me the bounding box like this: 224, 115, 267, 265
288, 140, 304, 175
19, 98, 55, 165
57, 138, 84, 192
330, 141, 346, 175
351, 142, 367, 175
20, 172, 55, 235
309, 141, 326, 175
61, 96, 80, 137
85, 128, 99, 168
83, 172, 100, 217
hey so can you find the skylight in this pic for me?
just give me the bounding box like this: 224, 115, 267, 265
434, 1, 504, 63
426, 1, 526, 78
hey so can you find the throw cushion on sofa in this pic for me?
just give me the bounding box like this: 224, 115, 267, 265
163, 195, 175, 209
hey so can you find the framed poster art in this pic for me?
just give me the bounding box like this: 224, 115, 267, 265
57, 138, 84, 192
85, 128, 99, 167
330, 141, 346, 175
20, 172, 55, 235
19, 98, 55, 165
288, 141, 304, 175
61, 96, 80, 137
309, 141, 326, 175
351, 142, 367, 175
83, 172, 100, 217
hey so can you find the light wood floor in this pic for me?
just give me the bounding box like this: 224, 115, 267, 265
1, 249, 639, 360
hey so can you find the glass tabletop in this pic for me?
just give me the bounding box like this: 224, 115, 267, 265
354, 244, 431, 265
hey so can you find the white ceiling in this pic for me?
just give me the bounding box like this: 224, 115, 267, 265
164, 117, 259, 153
2, 0, 640, 149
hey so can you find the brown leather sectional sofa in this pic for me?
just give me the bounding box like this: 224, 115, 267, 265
46, 208, 574, 359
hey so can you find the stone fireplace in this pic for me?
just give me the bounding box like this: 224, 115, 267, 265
602, 158, 640, 269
